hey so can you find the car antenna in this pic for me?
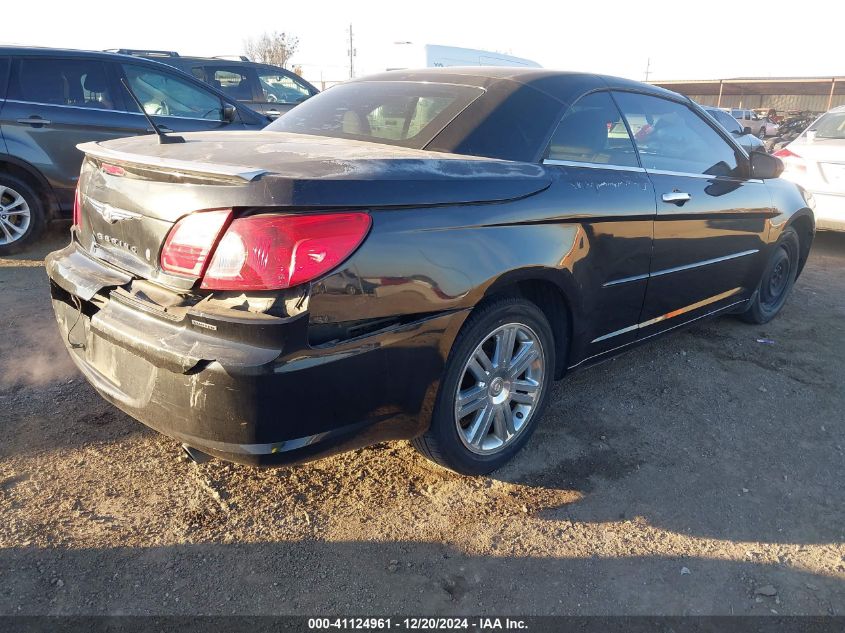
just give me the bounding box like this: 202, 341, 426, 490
120, 78, 185, 144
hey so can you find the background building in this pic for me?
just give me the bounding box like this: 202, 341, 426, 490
652, 76, 845, 112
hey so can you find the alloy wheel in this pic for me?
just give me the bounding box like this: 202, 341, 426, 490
0, 185, 31, 246
454, 322, 545, 455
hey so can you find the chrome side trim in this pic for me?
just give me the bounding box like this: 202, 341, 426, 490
591, 287, 743, 343
543, 159, 646, 173
650, 249, 759, 279
646, 167, 765, 184
604, 249, 758, 288
77, 141, 267, 182
572, 298, 748, 369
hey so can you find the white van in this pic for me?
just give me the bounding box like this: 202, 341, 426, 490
386, 44, 541, 71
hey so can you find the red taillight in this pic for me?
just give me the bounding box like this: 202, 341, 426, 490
200, 212, 371, 291
773, 147, 806, 173
160, 209, 232, 277
72, 185, 82, 228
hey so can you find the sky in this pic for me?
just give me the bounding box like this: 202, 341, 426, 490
3, 0, 843, 84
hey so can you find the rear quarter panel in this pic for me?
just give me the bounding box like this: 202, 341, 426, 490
309, 165, 656, 367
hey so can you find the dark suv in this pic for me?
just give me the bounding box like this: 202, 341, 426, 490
113, 50, 319, 119
0, 47, 268, 254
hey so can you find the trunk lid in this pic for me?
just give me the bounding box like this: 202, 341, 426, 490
76, 131, 550, 288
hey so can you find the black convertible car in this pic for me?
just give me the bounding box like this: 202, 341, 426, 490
46, 68, 815, 475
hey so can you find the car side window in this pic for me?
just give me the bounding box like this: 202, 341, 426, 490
257, 69, 313, 104
10, 58, 115, 110
120, 64, 224, 121
711, 109, 742, 134
613, 91, 744, 178
0, 57, 9, 100
545, 91, 639, 167
203, 66, 255, 101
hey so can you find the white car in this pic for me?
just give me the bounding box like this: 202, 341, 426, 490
775, 105, 845, 231
731, 108, 780, 138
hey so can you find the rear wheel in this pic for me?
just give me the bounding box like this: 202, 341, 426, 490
412, 297, 557, 475
0, 174, 45, 255
740, 227, 800, 324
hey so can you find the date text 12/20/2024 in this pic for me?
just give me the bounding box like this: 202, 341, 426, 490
307, 617, 528, 630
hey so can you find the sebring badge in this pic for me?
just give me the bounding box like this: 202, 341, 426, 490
88, 198, 142, 224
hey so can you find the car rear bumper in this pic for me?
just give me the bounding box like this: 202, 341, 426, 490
810, 192, 845, 231
46, 242, 466, 466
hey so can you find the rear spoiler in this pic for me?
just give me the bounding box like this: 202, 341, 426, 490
77, 141, 268, 183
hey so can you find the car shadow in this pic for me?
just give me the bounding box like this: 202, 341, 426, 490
1, 540, 841, 615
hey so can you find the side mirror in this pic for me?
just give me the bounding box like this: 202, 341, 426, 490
743, 126, 753, 135
222, 103, 237, 123
750, 150, 784, 179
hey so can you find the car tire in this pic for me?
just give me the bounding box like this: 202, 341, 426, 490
0, 174, 46, 255
412, 296, 557, 475
739, 227, 800, 324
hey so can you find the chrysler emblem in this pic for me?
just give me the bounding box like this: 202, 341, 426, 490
88, 198, 142, 224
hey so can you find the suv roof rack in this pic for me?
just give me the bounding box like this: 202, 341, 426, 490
106, 49, 181, 57
212, 55, 252, 62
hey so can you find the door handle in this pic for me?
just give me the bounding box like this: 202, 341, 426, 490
17, 117, 51, 126
662, 192, 691, 205
266, 109, 281, 117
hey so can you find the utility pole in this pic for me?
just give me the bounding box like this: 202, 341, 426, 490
644, 58, 651, 82
348, 24, 355, 79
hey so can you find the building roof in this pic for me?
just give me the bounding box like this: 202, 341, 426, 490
652, 76, 845, 97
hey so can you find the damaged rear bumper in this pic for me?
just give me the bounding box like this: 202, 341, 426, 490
46, 242, 464, 466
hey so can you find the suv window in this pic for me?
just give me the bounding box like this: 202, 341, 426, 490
257, 69, 313, 104
614, 92, 743, 177
121, 64, 224, 120
201, 66, 255, 101
0, 57, 9, 100
10, 58, 114, 110
545, 91, 638, 167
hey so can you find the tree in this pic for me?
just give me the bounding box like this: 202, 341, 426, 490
244, 32, 299, 69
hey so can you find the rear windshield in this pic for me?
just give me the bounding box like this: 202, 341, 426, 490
267, 80, 484, 148
806, 112, 845, 140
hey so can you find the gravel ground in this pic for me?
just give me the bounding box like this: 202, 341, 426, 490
1, 223, 844, 616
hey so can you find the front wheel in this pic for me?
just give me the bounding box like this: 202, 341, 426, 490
740, 227, 800, 324
412, 297, 557, 475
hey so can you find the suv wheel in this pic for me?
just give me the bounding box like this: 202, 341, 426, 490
0, 175, 45, 255
412, 297, 557, 475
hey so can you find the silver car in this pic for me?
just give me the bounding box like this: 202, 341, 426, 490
702, 106, 766, 154
775, 105, 845, 231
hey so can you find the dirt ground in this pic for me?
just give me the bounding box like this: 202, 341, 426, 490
1, 223, 844, 616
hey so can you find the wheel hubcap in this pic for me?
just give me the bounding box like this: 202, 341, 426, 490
0, 185, 31, 246
454, 322, 545, 455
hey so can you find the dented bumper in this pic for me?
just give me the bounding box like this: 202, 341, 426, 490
46, 242, 463, 466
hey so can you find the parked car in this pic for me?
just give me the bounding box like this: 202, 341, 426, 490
775, 105, 845, 231
112, 50, 319, 120
0, 47, 269, 254
702, 105, 766, 153
46, 69, 814, 475
731, 108, 780, 138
